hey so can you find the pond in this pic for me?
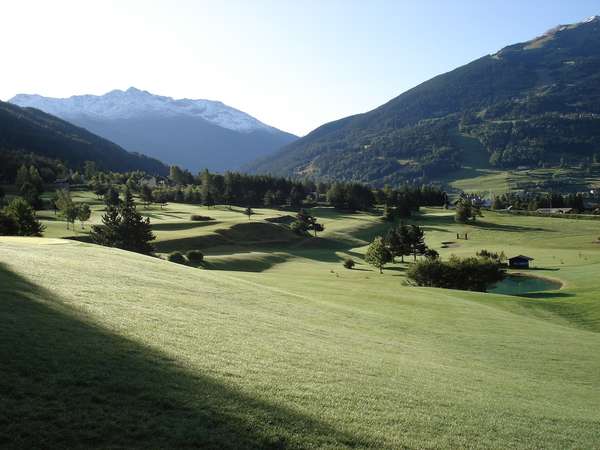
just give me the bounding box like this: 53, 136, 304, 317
490, 274, 563, 296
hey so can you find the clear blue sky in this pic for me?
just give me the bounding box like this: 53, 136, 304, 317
1, 0, 598, 135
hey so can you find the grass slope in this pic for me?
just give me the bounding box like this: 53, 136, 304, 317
2, 200, 600, 448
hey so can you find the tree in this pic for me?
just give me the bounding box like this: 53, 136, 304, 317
455, 200, 472, 223
55, 189, 78, 229
3, 198, 45, 236
84, 161, 97, 179
118, 189, 156, 255
423, 248, 439, 260
0, 210, 18, 235
244, 206, 254, 220
77, 203, 91, 229
288, 185, 305, 208
291, 209, 324, 236
153, 189, 168, 209
92, 182, 108, 199
263, 190, 276, 208
0, 186, 5, 207
327, 183, 346, 209
90, 204, 121, 247
104, 186, 121, 207
455, 196, 482, 223
15, 165, 30, 189
169, 165, 186, 185
408, 224, 427, 261
365, 236, 392, 274
140, 184, 154, 208
90, 189, 155, 255
19, 181, 43, 210
200, 169, 214, 207
385, 224, 411, 263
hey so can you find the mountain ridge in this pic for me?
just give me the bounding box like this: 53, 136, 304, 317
246, 15, 600, 186
11, 88, 297, 173
0, 100, 168, 176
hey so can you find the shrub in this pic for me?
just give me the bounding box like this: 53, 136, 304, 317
343, 258, 355, 269
190, 215, 214, 221
186, 250, 204, 263
167, 251, 187, 265
290, 220, 307, 235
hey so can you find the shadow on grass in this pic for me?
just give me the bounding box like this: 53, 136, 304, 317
520, 292, 576, 299
0, 263, 369, 449
152, 221, 220, 231
469, 221, 552, 233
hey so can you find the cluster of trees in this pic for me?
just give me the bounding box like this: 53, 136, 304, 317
406, 251, 506, 292
110, 166, 447, 214
364, 224, 433, 273
327, 182, 448, 214
0, 149, 68, 185
290, 209, 324, 237
90, 190, 155, 255
455, 196, 483, 223
14, 165, 45, 209
134, 170, 313, 210
54, 190, 91, 230
492, 192, 586, 212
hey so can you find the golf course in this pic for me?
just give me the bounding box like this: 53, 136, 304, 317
1, 191, 599, 449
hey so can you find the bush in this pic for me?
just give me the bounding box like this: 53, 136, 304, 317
167, 251, 187, 265
290, 220, 307, 235
190, 215, 214, 221
343, 258, 355, 269
186, 250, 204, 263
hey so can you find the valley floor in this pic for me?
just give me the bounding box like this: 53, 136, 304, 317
1, 195, 600, 448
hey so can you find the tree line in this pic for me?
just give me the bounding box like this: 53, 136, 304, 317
92, 166, 447, 213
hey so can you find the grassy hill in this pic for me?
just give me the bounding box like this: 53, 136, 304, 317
1, 196, 600, 448
247, 17, 600, 187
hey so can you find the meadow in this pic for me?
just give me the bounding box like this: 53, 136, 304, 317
1, 193, 600, 448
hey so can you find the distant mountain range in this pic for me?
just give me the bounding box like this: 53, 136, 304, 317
0, 100, 167, 176
11, 88, 297, 173
246, 16, 600, 186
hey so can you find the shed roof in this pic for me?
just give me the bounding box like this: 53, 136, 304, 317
509, 255, 534, 261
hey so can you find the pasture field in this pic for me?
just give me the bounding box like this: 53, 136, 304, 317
1, 195, 600, 449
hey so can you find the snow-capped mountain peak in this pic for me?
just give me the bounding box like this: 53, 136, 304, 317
10, 88, 275, 133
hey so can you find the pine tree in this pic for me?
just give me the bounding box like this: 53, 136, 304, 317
3, 198, 45, 236
118, 189, 156, 255
140, 184, 154, 208
104, 186, 121, 207
365, 236, 392, 274
91, 205, 121, 247
408, 224, 427, 261
90, 190, 155, 255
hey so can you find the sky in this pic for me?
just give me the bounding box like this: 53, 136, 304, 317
1, 0, 598, 136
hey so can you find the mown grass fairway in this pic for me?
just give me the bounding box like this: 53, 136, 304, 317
1, 198, 600, 448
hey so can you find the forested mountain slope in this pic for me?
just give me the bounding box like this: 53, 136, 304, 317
247, 16, 600, 186
0, 100, 167, 177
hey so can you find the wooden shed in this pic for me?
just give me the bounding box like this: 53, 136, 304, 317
508, 255, 534, 269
